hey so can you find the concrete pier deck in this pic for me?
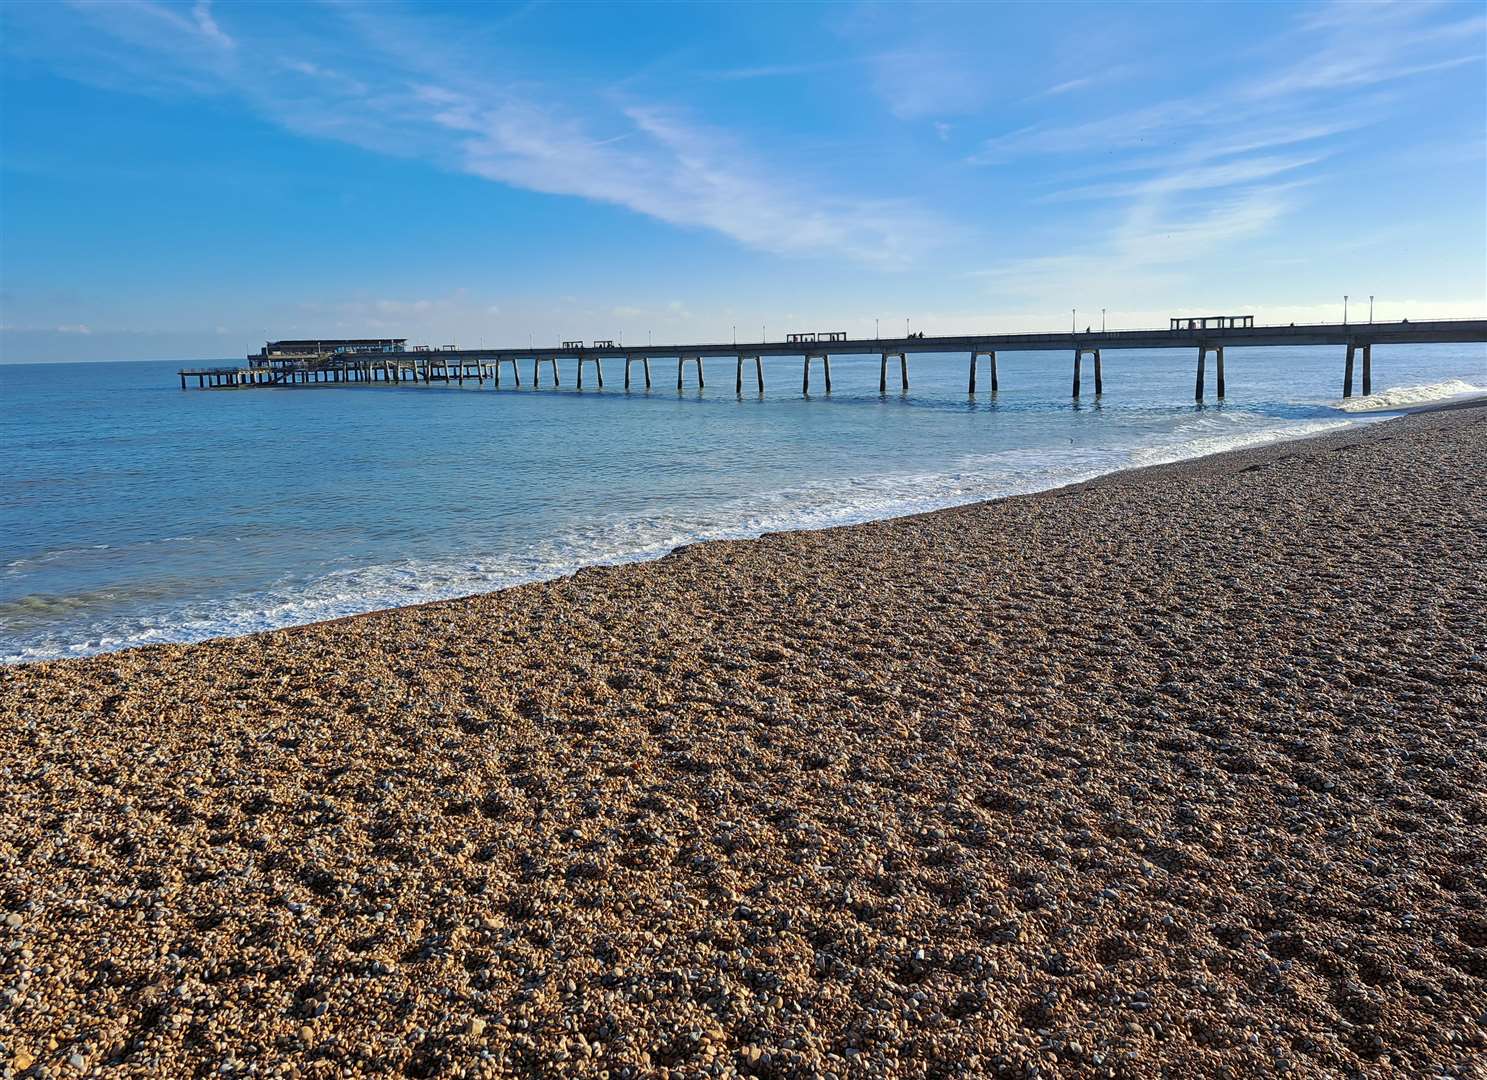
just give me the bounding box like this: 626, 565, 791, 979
182, 318, 1487, 400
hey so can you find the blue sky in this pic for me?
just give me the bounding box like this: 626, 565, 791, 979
1, 0, 1484, 362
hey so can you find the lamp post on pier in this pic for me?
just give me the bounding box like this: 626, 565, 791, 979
1101, 308, 1106, 332
1369, 295, 1374, 324
1344, 295, 1349, 325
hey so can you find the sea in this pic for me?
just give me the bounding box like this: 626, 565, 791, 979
3, 345, 1483, 664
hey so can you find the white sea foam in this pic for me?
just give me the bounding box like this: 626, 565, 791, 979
3, 410, 1392, 665
1333, 378, 1486, 413
1127, 416, 1365, 469
2, 447, 1126, 662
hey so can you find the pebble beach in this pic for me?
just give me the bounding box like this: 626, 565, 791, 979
2, 403, 1484, 1079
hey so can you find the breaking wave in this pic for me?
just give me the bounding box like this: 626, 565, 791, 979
3, 412, 1385, 664
1334, 378, 1485, 413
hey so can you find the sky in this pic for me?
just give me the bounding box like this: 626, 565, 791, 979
1, 0, 1484, 363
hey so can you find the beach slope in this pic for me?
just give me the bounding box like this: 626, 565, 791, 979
2, 406, 1484, 1078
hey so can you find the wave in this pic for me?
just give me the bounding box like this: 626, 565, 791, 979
1334, 378, 1486, 413
1, 410, 1380, 664
1128, 416, 1364, 469
1, 446, 1126, 663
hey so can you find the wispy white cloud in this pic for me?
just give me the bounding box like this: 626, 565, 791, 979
32, 1, 943, 268
1023, 65, 1140, 104
973, 184, 1298, 296
1042, 154, 1324, 204
966, 0, 1484, 301
706, 56, 869, 81
1242, 2, 1485, 99
421, 92, 941, 266
1036, 77, 1095, 98
869, 46, 988, 119
190, 1, 233, 51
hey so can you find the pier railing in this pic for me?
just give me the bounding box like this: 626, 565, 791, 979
182, 317, 1487, 401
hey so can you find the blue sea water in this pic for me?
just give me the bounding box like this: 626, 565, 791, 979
2, 345, 1483, 663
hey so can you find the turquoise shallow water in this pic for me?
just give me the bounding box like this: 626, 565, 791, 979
2, 345, 1483, 662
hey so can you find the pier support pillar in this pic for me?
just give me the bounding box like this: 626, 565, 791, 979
1343, 344, 1355, 398
1215, 346, 1225, 399
1362, 344, 1372, 396
532, 357, 559, 387
624, 356, 652, 390
576, 357, 604, 389
493, 358, 520, 387
968, 350, 999, 394
677, 356, 703, 390
1072, 347, 1102, 396
803, 355, 832, 394
736, 355, 764, 393
879, 352, 909, 391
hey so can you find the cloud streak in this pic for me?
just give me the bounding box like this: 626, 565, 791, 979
966, 0, 1484, 301
37, 1, 942, 268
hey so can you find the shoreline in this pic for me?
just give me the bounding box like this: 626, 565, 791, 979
1393, 390, 1487, 413
2, 404, 1484, 1078
8, 393, 1483, 668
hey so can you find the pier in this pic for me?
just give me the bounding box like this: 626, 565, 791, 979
179, 359, 420, 389
181, 318, 1487, 401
